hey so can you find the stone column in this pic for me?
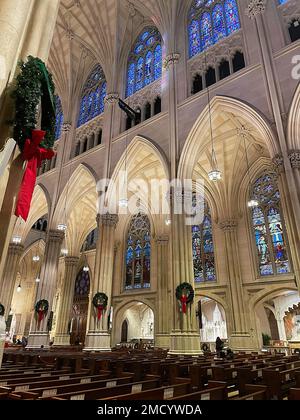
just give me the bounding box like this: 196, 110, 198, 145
84, 214, 119, 352
0, 315, 6, 369
0, 0, 33, 97
54, 256, 79, 347
220, 219, 257, 351
155, 236, 170, 349
103, 93, 119, 180
27, 230, 64, 349
169, 191, 201, 355
0, 243, 24, 318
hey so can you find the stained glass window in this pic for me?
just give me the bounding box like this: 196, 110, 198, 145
125, 214, 151, 290
126, 27, 162, 98
74, 269, 90, 297
278, 0, 288, 4
250, 172, 291, 277
77, 64, 106, 128
188, 0, 241, 58
55, 96, 64, 140
192, 202, 216, 283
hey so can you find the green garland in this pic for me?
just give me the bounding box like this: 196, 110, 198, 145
11, 56, 56, 151
175, 283, 194, 304
92, 293, 108, 310
35, 299, 49, 316
0, 303, 5, 317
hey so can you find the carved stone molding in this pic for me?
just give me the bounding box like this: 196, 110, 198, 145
272, 154, 285, 174
188, 31, 243, 77
163, 53, 181, 70
8, 243, 24, 255
245, 0, 266, 20
219, 219, 238, 232
104, 93, 120, 105
62, 123, 72, 133
97, 213, 119, 228
125, 79, 162, 110
48, 230, 65, 243
155, 235, 169, 245
289, 150, 300, 169
65, 256, 80, 267
75, 114, 103, 142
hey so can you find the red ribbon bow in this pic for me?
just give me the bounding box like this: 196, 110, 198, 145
97, 305, 104, 321
180, 294, 188, 314
15, 130, 55, 221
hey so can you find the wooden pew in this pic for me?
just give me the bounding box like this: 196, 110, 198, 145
40, 377, 161, 400
233, 385, 268, 400
262, 368, 298, 399
168, 381, 227, 401
288, 388, 300, 400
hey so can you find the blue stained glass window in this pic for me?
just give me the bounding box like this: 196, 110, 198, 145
250, 172, 291, 277
125, 214, 151, 290
74, 269, 90, 297
212, 4, 227, 43
189, 20, 201, 57
188, 0, 240, 58
145, 51, 153, 85
54, 96, 64, 140
278, 0, 288, 4
224, 0, 240, 34
201, 12, 213, 50
126, 27, 162, 97
100, 82, 107, 114
192, 202, 216, 283
77, 64, 106, 127
154, 45, 162, 80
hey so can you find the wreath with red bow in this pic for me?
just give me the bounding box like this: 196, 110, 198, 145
0, 304, 5, 317
35, 299, 49, 324
176, 283, 194, 314
92, 293, 108, 321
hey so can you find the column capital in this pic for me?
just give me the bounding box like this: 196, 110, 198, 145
245, 0, 266, 19
8, 243, 24, 255
219, 219, 238, 232
104, 93, 120, 105
48, 230, 65, 243
155, 235, 169, 245
65, 256, 80, 267
289, 150, 300, 169
62, 123, 72, 132
163, 53, 181, 70
97, 213, 119, 228
272, 154, 285, 174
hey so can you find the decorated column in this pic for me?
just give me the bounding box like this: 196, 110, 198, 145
84, 213, 118, 352
155, 236, 171, 349
54, 256, 79, 347
220, 219, 257, 351
0, 308, 6, 369
27, 230, 64, 349
0, 243, 24, 318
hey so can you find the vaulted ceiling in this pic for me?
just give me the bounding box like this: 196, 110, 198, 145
48, 0, 191, 119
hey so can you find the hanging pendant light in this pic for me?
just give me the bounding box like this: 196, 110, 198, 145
12, 236, 22, 244
17, 284, 22, 293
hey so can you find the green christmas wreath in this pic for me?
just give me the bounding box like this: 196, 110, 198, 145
11, 56, 56, 151
93, 293, 108, 321
35, 299, 49, 323
176, 283, 194, 314
0, 303, 5, 317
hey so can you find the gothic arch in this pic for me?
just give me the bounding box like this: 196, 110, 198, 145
13, 185, 50, 243
287, 82, 300, 150
178, 95, 279, 182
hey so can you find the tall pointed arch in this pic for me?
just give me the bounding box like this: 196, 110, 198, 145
126, 27, 162, 98
250, 172, 291, 277
77, 64, 107, 128
125, 214, 151, 291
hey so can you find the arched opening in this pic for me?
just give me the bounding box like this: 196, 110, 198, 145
255, 290, 300, 349
205, 67, 216, 87
154, 97, 161, 115
70, 269, 90, 346
97, 130, 102, 146
135, 107, 142, 125
232, 51, 245, 73
289, 19, 300, 43
198, 297, 228, 351
75, 142, 80, 157
144, 102, 151, 120
121, 319, 128, 343
192, 74, 203, 94
219, 59, 230, 80
116, 302, 154, 347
